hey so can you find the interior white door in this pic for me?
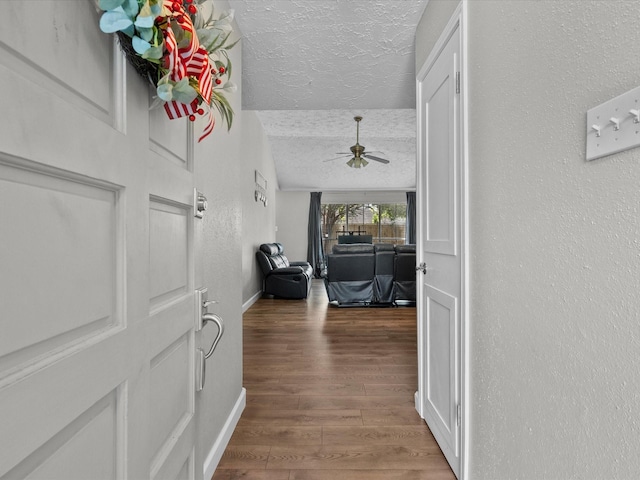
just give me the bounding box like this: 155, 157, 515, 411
416, 24, 461, 478
0, 2, 198, 479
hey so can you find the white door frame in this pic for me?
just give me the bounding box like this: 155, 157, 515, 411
415, 2, 469, 478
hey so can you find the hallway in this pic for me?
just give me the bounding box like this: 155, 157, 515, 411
213, 280, 455, 479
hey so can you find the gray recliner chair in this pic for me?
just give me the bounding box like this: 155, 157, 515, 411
324, 244, 375, 306
256, 243, 313, 299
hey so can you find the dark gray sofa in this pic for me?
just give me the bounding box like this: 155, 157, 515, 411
324, 243, 416, 306
256, 243, 313, 299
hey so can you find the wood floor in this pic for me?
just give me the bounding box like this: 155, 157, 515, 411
213, 280, 455, 480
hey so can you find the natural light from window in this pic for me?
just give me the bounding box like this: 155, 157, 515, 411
321, 203, 407, 255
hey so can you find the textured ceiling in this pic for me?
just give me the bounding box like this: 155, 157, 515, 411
228, 0, 428, 190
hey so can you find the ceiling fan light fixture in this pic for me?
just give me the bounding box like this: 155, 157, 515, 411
333, 116, 392, 168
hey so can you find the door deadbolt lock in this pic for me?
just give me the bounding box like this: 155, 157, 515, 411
194, 189, 207, 218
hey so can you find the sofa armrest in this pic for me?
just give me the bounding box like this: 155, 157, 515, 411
289, 261, 311, 267
268, 266, 306, 276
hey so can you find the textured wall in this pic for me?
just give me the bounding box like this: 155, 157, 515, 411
418, 0, 640, 478
194, 0, 276, 473
276, 191, 310, 262
239, 115, 278, 306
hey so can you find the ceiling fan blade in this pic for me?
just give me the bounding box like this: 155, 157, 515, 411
363, 154, 390, 164
335, 152, 352, 155
324, 154, 351, 162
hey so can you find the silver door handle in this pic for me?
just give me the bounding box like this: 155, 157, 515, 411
416, 262, 428, 274
202, 313, 224, 359
196, 348, 206, 392
196, 313, 225, 392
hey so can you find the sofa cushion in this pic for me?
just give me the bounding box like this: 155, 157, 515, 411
395, 244, 416, 254
332, 243, 375, 255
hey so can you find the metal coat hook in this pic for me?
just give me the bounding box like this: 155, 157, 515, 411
609, 117, 620, 131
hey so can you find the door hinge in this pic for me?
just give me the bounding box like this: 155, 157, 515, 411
456, 403, 461, 426
455, 72, 461, 94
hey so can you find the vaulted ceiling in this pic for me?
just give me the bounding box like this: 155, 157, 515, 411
227, 0, 428, 191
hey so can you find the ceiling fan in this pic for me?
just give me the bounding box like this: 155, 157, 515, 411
333, 116, 391, 168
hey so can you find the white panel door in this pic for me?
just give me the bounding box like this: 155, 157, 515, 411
0, 2, 198, 479
416, 24, 461, 478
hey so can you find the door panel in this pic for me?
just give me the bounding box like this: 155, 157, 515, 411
417, 23, 461, 478
426, 285, 458, 456
425, 75, 456, 255
149, 106, 192, 167
24, 392, 119, 480
1, 1, 114, 123
0, 2, 198, 478
149, 199, 191, 308
0, 162, 121, 366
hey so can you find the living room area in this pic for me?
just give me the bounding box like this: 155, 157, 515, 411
243, 189, 416, 310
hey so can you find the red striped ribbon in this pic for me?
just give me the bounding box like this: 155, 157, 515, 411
159, 0, 216, 141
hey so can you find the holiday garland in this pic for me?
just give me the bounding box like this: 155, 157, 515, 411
98, 0, 237, 142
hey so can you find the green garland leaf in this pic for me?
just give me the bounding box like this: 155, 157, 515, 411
100, 9, 134, 33
121, 0, 139, 18
172, 78, 198, 104
132, 36, 151, 55
99, 0, 125, 11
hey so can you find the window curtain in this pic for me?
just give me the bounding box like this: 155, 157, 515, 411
406, 191, 416, 245
307, 192, 324, 278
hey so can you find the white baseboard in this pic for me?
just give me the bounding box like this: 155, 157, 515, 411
415, 390, 424, 419
242, 290, 262, 313
202, 387, 246, 480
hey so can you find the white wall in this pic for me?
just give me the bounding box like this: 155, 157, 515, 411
417, 1, 640, 478
276, 191, 310, 261
239, 117, 278, 306
194, 1, 275, 473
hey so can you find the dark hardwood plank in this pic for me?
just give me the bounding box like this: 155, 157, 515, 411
246, 394, 300, 410
298, 395, 414, 410
244, 363, 416, 375
322, 425, 439, 446
239, 408, 363, 426
361, 407, 426, 426
266, 445, 449, 470
289, 469, 456, 480
230, 426, 322, 445
212, 470, 290, 480
364, 384, 418, 396
243, 383, 366, 396
216, 445, 271, 469
279, 373, 417, 385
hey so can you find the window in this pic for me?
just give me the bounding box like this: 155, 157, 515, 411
321, 202, 407, 255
